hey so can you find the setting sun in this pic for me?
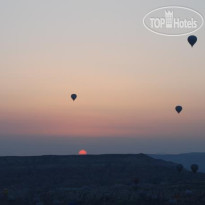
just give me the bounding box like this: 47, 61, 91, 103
78, 149, 87, 155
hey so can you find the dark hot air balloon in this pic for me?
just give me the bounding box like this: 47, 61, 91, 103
176, 164, 184, 173
71, 94, 77, 101
191, 164, 199, 174
188, 35, 197, 47
175, 106, 182, 114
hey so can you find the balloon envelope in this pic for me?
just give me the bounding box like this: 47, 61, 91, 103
188, 35, 197, 47
175, 106, 182, 113
71, 94, 77, 101
176, 164, 183, 173
191, 164, 199, 173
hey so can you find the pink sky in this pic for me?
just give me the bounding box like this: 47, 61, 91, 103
0, 0, 205, 154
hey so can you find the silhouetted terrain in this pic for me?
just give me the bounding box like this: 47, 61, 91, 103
150, 152, 205, 172
0, 154, 205, 205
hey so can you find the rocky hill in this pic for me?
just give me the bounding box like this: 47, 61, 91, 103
0, 154, 205, 205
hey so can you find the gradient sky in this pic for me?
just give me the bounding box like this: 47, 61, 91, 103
0, 0, 205, 155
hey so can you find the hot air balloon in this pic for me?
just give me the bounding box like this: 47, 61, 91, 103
71, 94, 77, 101
191, 164, 199, 174
175, 106, 182, 114
176, 164, 183, 173
188, 35, 197, 47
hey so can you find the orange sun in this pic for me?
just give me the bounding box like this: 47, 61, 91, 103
78, 149, 87, 155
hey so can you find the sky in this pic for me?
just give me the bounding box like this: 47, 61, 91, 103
0, 0, 205, 155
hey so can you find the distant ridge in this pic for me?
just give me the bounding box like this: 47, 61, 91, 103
0, 153, 204, 189
150, 152, 205, 172
1, 154, 205, 204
